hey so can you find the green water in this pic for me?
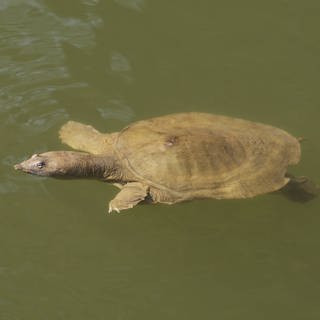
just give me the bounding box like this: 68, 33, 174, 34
1, 1, 320, 319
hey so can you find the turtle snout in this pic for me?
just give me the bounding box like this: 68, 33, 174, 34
14, 163, 23, 171
14, 160, 32, 173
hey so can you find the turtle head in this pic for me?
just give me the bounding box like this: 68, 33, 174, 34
14, 151, 85, 177
14, 151, 116, 179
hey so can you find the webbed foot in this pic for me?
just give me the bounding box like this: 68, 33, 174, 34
281, 174, 320, 203
107, 182, 149, 214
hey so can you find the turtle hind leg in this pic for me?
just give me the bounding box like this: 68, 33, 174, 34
281, 174, 320, 203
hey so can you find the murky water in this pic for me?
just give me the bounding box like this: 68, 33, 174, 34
1, 1, 320, 319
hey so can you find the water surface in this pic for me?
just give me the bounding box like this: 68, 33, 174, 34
1, 1, 320, 319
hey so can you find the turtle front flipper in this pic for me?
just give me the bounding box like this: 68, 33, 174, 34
281, 174, 319, 202
59, 121, 115, 154
108, 182, 149, 213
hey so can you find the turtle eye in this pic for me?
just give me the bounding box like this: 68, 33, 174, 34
36, 161, 45, 169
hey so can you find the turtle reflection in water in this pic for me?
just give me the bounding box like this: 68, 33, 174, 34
14, 113, 319, 213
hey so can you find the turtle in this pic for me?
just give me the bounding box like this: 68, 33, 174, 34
14, 112, 319, 212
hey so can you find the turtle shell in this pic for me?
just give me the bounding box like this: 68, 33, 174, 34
113, 113, 300, 199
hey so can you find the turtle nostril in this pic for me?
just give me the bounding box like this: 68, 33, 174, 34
14, 163, 22, 170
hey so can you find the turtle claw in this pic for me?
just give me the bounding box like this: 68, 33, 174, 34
108, 204, 120, 214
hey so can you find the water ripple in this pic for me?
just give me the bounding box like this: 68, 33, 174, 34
22, 108, 69, 133
109, 51, 133, 84
97, 99, 135, 122
0, 0, 97, 123
114, 0, 145, 12
0, 0, 102, 196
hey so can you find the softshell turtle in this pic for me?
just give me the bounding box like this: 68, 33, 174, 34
14, 112, 318, 212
